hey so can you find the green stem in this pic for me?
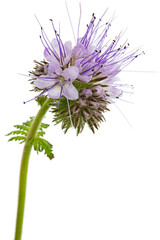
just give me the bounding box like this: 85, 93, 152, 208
14, 98, 52, 240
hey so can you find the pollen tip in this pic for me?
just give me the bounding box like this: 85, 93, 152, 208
50, 18, 53, 21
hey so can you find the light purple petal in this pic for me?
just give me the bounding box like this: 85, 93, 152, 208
64, 41, 72, 54
75, 59, 83, 72
34, 78, 56, 89
72, 43, 88, 60
47, 84, 62, 99
48, 61, 62, 75
44, 49, 59, 63
51, 38, 60, 55
44, 49, 50, 61
63, 56, 71, 66
63, 82, 78, 100
78, 74, 92, 83
62, 66, 79, 81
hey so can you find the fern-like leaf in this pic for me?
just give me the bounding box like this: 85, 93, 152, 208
33, 137, 54, 160
6, 130, 28, 136
13, 124, 29, 132
6, 117, 54, 159
8, 136, 26, 144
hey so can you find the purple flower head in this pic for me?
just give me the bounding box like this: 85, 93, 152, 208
28, 8, 143, 134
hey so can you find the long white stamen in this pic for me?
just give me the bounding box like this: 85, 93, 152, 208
56, 85, 63, 107
65, 1, 76, 43
117, 98, 134, 104
66, 98, 73, 128
114, 103, 134, 129
122, 70, 158, 73
77, 2, 82, 43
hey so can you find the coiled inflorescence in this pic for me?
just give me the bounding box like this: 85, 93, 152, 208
29, 10, 142, 134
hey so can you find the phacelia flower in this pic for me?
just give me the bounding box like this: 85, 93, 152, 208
29, 9, 143, 134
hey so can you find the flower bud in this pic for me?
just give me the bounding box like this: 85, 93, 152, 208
88, 100, 99, 109
91, 86, 106, 99
80, 88, 92, 99
78, 98, 87, 107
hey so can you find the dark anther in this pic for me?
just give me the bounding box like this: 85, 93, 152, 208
49, 19, 53, 21
92, 13, 96, 19
124, 46, 127, 49
101, 65, 103, 68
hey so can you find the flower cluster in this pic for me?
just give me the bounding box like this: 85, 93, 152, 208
30, 11, 142, 134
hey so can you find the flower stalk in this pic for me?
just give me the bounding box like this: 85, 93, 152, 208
14, 97, 52, 240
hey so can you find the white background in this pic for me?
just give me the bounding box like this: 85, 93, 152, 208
0, 0, 160, 239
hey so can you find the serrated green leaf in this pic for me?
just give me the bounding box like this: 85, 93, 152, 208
22, 117, 34, 127
6, 117, 54, 159
14, 124, 30, 132
6, 130, 28, 136
8, 136, 26, 144
33, 137, 54, 160
36, 130, 46, 137
40, 122, 50, 129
